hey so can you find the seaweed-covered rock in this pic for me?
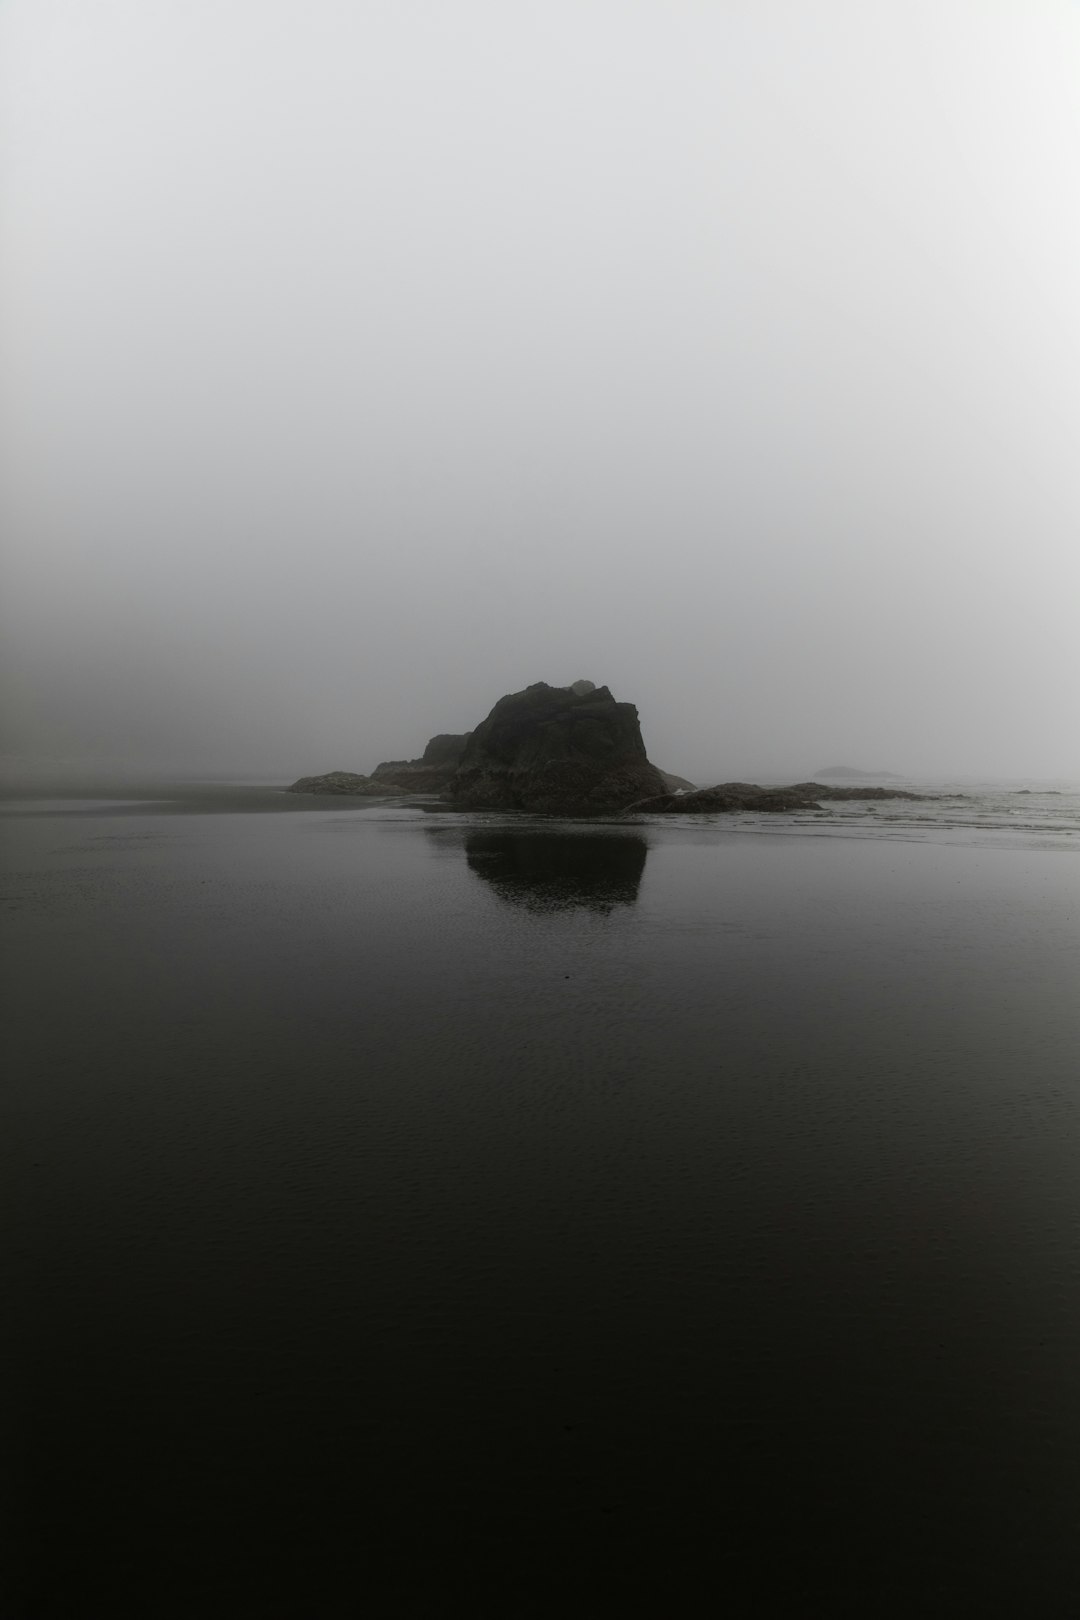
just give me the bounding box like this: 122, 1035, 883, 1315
371, 761, 455, 792
625, 783, 821, 814
286, 771, 390, 797
624, 780, 936, 814
448, 682, 667, 815
788, 782, 931, 802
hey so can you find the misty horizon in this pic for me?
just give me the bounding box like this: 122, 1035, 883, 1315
2, 1, 1078, 782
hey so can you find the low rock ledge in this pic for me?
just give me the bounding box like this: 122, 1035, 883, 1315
286, 771, 391, 797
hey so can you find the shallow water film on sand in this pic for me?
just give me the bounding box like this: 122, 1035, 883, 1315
4, 782, 1079, 1611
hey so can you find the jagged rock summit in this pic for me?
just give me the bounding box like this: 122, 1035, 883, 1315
447, 681, 668, 815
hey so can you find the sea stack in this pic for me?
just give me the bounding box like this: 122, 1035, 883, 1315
447, 681, 667, 815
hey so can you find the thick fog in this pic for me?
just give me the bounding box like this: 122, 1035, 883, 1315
2, 1, 1078, 783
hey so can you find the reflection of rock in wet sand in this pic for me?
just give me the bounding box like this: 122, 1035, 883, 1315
465, 831, 647, 913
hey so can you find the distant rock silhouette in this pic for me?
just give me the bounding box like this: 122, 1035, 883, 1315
447, 682, 667, 815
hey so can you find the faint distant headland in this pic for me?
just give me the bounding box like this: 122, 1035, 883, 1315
288, 680, 934, 816
814, 764, 904, 782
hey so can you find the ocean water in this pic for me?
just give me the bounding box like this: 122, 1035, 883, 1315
3, 783, 1079, 1614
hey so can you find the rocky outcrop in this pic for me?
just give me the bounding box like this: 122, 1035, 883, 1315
288, 706, 932, 814
447, 682, 668, 815
286, 771, 391, 796
790, 782, 931, 802
626, 783, 821, 813
624, 780, 935, 814
372, 731, 472, 792
371, 760, 455, 792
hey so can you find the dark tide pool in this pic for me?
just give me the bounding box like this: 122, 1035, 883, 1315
3, 795, 1080, 1614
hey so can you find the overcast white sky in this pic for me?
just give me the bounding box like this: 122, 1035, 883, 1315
2, 0, 1078, 780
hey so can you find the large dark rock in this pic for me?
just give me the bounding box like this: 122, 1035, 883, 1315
286, 771, 390, 797
448, 682, 667, 815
